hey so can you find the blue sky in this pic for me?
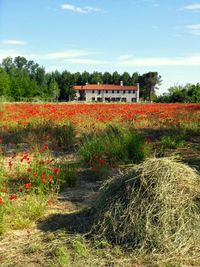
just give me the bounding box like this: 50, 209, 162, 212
0, 0, 200, 94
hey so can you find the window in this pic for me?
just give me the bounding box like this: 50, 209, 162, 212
105, 90, 108, 93
132, 91, 135, 94
129, 90, 131, 94
92, 90, 95, 93
123, 90, 126, 94
117, 90, 119, 94
131, 98, 136, 102
98, 90, 101, 95
112, 90, 115, 94
92, 97, 95, 101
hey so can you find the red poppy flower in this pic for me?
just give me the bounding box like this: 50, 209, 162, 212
53, 168, 60, 175
24, 183, 32, 188
9, 194, 17, 200
0, 197, 3, 204
48, 175, 53, 181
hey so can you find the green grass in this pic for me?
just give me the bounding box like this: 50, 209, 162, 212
78, 124, 151, 178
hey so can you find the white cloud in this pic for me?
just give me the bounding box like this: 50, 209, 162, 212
43, 50, 95, 60
184, 3, 200, 10
65, 58, 109, 65
1, 39, 27, 45
61, 4, 101, 14
186, 24, 200, 35
0, 49, 96, 62
118, 55, 133, 60
117, 55, 200, 66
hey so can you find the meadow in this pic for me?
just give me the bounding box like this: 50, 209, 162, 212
0, 102, 200, 266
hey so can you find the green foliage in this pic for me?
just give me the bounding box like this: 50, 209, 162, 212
0, 67, 10, 96
0, 194, 47, 234
0, 56, 161, 101
157, 83, 200, 103
71, 239, 88, 257
54, 246, 70, 266
53, 122, 76, 150
79, 124, 151, 176
139, 72, 162, 101
160, 134, 185, 149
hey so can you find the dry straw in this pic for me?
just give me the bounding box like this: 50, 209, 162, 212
92, 158, 200, 252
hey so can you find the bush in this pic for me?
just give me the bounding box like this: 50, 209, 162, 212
160, 134, 185, 149
91, 158, 200, 252
53, 122, 76, 151
78, 124, 151, 175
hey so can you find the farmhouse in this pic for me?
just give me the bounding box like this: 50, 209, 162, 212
74, 82, 140, 103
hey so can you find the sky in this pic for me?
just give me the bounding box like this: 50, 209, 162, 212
0, 0, 200, 94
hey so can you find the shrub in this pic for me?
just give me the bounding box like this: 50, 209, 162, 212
53, 122, 76, 151
91, 158, 200, 252
160, 134, 185, 149
78, 124, 151, 176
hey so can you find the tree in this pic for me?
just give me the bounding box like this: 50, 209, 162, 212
103, 72, 112, 84
187, 83, 200, 103
112, 71, 120, 85
0, 67, 10, 96
47, 77, 60, 101
14, 56, 27, 69
73, 72, 82, 85
59, 71, 76, 101
1, 57, 15, 74
120, 72, 131, 85
139, 72, 162, 101
156, 83, 200, 103
131, 72, 139, 85
81, 71, 90, 85
90, 71, 103, 84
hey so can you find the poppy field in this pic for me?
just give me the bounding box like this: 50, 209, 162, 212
0, 102, 200, 266
1, 102, 200, 129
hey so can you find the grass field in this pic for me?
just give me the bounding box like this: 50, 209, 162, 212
0, 103, 200, 266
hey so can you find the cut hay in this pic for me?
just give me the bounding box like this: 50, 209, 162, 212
91, 158, 200, 252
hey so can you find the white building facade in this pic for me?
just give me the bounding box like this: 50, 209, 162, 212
74, 83, 140, 103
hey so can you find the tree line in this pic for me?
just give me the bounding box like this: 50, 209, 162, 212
0, 56, 162, 101
156, 84, 200, 103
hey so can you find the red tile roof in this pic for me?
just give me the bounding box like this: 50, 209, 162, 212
74, 84, 138, 91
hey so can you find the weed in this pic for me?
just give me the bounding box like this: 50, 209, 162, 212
54, 246, 70, 266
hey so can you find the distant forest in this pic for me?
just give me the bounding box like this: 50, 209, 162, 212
0, 56, 199, 102
0, 56, 162, 102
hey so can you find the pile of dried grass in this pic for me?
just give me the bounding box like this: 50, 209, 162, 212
92, 158, 200, 252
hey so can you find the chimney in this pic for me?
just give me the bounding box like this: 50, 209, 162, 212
85, 82, 88, 85
120, 81, 123, 86
97, 82, 100, 85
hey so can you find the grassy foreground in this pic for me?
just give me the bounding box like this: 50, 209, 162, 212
0, 103, 200, 266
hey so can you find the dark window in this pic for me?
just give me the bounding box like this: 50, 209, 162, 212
129, 90, 131, 94
132, 91, 135, 94
105, 90, 108, 93
131, 98, 136, 102
98, 90, 101, 95
92, 90, 95, 93
112, 90, 115, 94
92, 97, 95, 101
117, 90, 119, 94
123, 90, 126, 94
